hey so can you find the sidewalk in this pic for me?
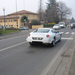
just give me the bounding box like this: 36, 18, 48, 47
54, 35, 75, 75
0, 30, 32, 40
0, 30, 75, 75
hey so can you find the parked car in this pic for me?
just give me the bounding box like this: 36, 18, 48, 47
0, 26, 2, 29
19, 26, 28, 30
26, 28, 62, 47
53, 24, 60, 29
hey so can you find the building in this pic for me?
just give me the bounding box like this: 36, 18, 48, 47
0, 10, 39, 28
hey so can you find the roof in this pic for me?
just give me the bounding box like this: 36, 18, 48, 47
0, 10, 38, 19
7, 10, 38, 15
0, 15, 19, 19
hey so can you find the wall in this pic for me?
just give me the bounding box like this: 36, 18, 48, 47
0, 18, 19, 28
0, 14, 39, 28
32, 25, 43, 29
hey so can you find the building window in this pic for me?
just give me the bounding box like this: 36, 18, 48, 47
11, 25, 13, 27
14, 19, 18, 22
11, 20, 12, 22
9, 25, 13, 28
5, 20, 7, 22
11, 19, 14, 22
33, 15, 34, 17
0, 20, 2, 23
9, 20, 11, 22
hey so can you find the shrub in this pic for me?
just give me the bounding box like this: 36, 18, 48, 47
31, 19, 40, 25
43, 22, 56, 27
6, 27, 18, 30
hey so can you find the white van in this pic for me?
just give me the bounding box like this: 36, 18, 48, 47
59, 22, 65, 28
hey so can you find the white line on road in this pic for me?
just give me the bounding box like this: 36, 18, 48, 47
61, 37, 73, 40
0, 41, 27, 52
65, 32, 69, 34
60, 32, 64, 34
0, 38, 73, 52
71, 32, 75, 34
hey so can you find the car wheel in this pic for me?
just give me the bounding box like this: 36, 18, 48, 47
58, 35, 61, 42
29, 43, 34, 46
51, 39, 56, 47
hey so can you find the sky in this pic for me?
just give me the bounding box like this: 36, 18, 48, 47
0, 0, 75, 19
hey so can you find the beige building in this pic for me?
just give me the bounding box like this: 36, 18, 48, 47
0, 10, 39, 28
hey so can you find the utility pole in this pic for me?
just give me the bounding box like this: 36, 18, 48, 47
40, 0, 42, 24
3, 8, 6, 32
15, 0, 18, 28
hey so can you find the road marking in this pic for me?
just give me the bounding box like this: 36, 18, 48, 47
40, 35, 74, 75
60, 32, 64, 34
65, 32, 69, 34
60, 32, 75, 35
71, 32, 75, 34
0, 37, 73, 52
0, 41, 27, 52
61, 37, 73, 40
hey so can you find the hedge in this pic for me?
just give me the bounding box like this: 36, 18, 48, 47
43, 24, 55, 27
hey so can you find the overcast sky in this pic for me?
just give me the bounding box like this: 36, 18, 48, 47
0, 0, 75, 19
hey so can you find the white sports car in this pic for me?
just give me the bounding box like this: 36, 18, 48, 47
26, 28, 62, 46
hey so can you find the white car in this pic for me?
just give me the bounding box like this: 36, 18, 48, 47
53, 24, 60, 29
59, 23, 65, 28
26, 28, 62, 46
19, 26, 28, 30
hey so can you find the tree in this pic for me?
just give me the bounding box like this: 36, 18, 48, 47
37, 0, 43, 24
70, 17, 75, 23
58, 1, 72, 21
31, 19, 40, 25
45, 0, 60, 23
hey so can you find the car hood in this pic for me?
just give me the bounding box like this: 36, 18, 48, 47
60, 24, 64, 26
53, 26, 59, 27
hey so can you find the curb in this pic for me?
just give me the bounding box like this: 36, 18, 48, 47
0, 30, 32, 40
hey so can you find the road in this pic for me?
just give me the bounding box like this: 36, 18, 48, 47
0, 27, 75, 75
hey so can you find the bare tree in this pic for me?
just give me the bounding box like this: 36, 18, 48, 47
37, 0, 43, 24
45, 0, 60, 23
58, 1, 72, 21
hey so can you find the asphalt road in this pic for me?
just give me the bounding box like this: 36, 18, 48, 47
0, 27, 75, 75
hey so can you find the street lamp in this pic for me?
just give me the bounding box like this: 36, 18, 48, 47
3, 8, 6, 32
15, 0, 18, 29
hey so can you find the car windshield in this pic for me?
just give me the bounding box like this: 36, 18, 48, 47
35, 29, 50, 33
54, 24, 59, 26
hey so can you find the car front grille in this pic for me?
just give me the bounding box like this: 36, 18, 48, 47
32, 37, 43, 40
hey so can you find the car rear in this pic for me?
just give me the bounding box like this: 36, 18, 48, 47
26, 33, 52, 45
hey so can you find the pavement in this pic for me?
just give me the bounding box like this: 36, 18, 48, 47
0, 29, 75, 75
54, 35, 75, 75
0, 30, 32, 40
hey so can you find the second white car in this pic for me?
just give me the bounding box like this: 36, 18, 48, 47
53, 24, 60, 29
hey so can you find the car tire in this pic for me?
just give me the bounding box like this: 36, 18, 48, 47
29, 43, 34, 46
58, 35, 61, 42
51, 39, 56, 47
